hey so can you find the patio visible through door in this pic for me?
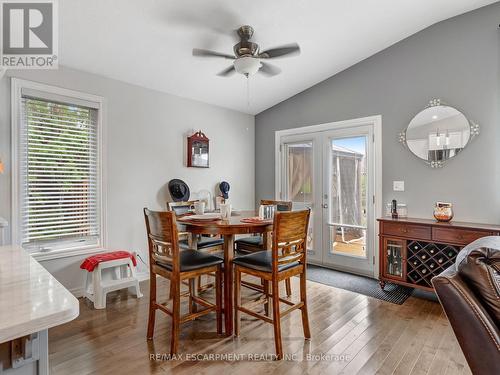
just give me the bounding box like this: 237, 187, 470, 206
276, 117, 381, 277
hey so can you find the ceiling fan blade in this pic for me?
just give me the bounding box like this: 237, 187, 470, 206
259, 43, 300, 59
192, 48, 235, 59
259, 62, 281, 77
217, 65, 236, 77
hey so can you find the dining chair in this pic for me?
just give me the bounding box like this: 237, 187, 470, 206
167, 201, 224, 252
144, 208, 223, 355
235, 200, 293, 253
167, 200, 198, 216
233, 209, 311, 360
235, 199, 294, 296
167, 201, 224, 294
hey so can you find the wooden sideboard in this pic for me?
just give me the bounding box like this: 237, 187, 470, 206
378, 217, 500, 291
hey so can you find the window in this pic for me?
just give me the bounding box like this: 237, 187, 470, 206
12, 79, 105, 254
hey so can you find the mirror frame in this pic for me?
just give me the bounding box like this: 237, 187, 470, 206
399, 99, 480, 168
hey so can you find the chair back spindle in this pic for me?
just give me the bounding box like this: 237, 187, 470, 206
143, 208, 180, 272
272, 209, 310, 270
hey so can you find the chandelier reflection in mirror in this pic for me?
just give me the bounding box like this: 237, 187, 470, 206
399, 99, 480, 168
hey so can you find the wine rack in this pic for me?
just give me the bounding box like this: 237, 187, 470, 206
406, 241, 460, 288
378, 217, 500, 291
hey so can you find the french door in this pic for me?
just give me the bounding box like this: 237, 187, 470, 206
277, 117, 381, 277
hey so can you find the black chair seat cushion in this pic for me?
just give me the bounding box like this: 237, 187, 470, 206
235, 235, 263, 247
157, 250, 223, 272
232, 251, 299, 273
179, 236, 224, 250
211, 251, 225, 260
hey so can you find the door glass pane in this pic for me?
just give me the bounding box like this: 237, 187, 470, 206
330, 136, 367, 257
284, 141, 313, 251
286, 142, 313, 204
330, 225, 366, 257
386, 239, 403, 278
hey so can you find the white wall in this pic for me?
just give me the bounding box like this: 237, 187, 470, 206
0, 66, 255, 294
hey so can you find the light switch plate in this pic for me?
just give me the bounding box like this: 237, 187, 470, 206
393, 181, 405, 192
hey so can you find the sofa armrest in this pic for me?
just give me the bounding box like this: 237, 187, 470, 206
432, 266, 500, 375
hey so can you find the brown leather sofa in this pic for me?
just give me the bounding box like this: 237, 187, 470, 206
432, 246, 500, 375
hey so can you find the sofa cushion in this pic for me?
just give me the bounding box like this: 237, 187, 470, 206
458, 247, 500, 325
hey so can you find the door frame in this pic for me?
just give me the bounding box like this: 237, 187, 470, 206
275, 115, 383, 278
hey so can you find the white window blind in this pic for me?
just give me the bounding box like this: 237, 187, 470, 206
19, 95, 100, 250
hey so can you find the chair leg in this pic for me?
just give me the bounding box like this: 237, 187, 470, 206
188, 278, 195, 314
168, 279, 174, 300
285, 277, 292, 297
299, 271, 311, 339
215, 265, 223, 335
272, 279, 283, 360
197, 275, 203, 293
263, 280, 270, 317
170, 277, 181, 356
234, 266, 241, 337
147, 273, 156, 339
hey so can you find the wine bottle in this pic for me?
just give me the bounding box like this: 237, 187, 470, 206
391, 199, 398, 219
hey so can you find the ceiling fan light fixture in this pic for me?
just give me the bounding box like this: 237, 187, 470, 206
192, 25, 300, 78
233, 56, 261, 76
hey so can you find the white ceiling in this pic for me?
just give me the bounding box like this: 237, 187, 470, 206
60, 0, 497, 115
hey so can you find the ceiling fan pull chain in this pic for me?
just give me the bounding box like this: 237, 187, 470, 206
246, 75, 250, 109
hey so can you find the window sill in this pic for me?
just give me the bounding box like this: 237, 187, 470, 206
31, 246, 107, 262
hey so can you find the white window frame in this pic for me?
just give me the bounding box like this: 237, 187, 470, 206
11, 78, 107, 261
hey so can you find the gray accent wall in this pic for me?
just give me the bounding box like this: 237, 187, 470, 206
255, 3, 500, 224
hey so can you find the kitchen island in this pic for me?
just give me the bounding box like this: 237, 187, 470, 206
0, 245, 79, 374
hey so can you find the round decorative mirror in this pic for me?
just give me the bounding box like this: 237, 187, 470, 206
399, 99, 479, 167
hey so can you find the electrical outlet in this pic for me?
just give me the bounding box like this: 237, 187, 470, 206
393, 181, 405, 192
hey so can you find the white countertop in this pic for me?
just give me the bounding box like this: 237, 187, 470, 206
0, 245, 79, 343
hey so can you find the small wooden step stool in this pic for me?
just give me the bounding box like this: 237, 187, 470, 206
82, 252, 143, 309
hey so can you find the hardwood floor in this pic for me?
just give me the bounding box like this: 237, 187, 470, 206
48, 277, 471, 375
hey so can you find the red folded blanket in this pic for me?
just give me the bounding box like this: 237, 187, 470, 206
80, 251, 137, 272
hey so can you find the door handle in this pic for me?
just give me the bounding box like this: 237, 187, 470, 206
322, 203, 328, 209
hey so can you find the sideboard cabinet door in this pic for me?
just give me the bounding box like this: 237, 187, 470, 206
382, 238, 406, 281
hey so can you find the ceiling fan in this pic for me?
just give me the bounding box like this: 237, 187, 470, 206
192, 25, 300, 77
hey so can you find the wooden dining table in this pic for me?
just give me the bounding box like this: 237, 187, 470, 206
178, 210, 273, 336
